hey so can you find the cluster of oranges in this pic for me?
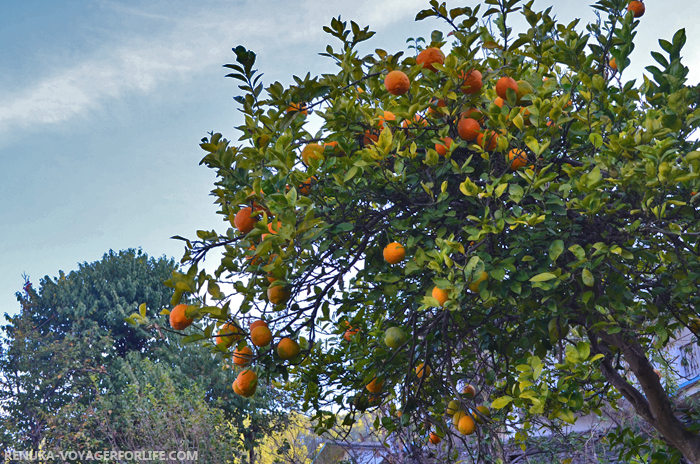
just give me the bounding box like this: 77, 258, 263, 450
381, 46, 546, 172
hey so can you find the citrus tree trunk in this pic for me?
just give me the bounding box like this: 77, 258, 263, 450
589, 328, 700, 463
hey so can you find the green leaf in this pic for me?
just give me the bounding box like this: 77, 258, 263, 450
491, 396, 514, 410
549, 240, 564, 262
530, 273, 557, 282
582, 268, 594, 287
568, 244, 585, 260
589, 133, 603, 149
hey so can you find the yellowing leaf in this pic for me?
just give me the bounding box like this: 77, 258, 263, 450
530, 272, 557, 282
491, 396, 514, 410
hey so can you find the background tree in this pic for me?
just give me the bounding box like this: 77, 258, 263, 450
0, 249, 288, 461
136, 0, 700, 462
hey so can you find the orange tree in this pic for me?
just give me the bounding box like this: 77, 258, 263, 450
134, 0, 700, 461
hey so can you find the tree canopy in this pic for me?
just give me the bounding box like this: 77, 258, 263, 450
137, 0, 700, 462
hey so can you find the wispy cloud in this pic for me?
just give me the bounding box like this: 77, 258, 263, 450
0, 0, 425, 133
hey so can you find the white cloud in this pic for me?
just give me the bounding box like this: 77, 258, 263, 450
0, 0, 426, 132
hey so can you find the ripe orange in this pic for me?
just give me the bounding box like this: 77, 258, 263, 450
462, 384, 476, 398
429, 432, 441, 444
233, 206, 260, 234
627, 0, 645, 17
384, 70, 411, 96
383, 242, 406, 264
286, 102, 308, 115
267, 285, 291, 305
415, 362, 431, 379
344, 327, 359, 341
261, 220, 282, 241
401, 114, 428, 136
435, 137, 453, 156
232, 379, 244, 395
250, 319, 268, 332
378, 111, 396, 130
609, 57, 618, 72
216, 322, 243, 347
301, 143, 324, 165
246, 245, 261, 266
251, 325, 272, 347
432, 286, 449, 307
277, 337, 300, 360
477, 131, 499, 151
495, 76, 518, 100
427, 98, 447, 116
461, 108, 483, 122
235, 369, 258, 397
458, 118, 481, 141
170, 304, 193, 330
459, 69, 483, 94
508, 149, 529, 170
366, 378, 384, 394
494, 97, 504, 108
468, 271, 488, 292
458, 415, 476, 435
416, 47, 444, 72
233, 346, 253, 366
299, 176, 317, 195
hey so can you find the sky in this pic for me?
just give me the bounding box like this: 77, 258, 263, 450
1, 0, 699, 318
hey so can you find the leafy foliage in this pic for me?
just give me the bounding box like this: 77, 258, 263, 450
143, 0, 700, 461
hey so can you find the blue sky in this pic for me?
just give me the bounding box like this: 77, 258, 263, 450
1, 0, 699, 317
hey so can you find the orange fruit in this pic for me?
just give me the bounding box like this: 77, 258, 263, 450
462, 384, 476, 398
216, 322, 243, 347
301, 143, 324, 165
427, 98, 447, 116
477, 131, 499, 151
378, 111, 396, 130
267, 285, 291, 305
383, 242, 406, 264
299, 176, 317, 195
494, 97, 504, 108
286, 102, 308, 115
609, 57, 617, 72
249, 319, 268, 332
508, 149, 529, 170
415, 362, 431, 379
344, 327, 359, 341
261, 220, 282, 241
233, 206, 261, 234
458, 118, 481, 141
233, 346, 253, 366
429, 432, 441, 444
401, 114, 428, 136
468, 271, 488, 292
416, 47, 444, 72
458, 415, 476, 435
366, 378, 384, 394
235, 369, 258, 397
627, 0, 645, 17
495, 76, 518, 100
384, 70, 410, 96
435, 137, 453, 156
232, 379, 244, 395
396, 410, 403, 418
453, 410, 466, 426
170, 304, 193, 330
245, 245, 260, 266
432, 286, 449, 307
459, 69, 483, 94
277, 337, 300, 359
446, 400, 460, 416
384, 327, 408, 348
251, 325, 272, 347
461, 108, 483, 122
